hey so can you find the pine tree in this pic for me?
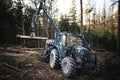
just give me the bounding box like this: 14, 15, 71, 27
70, 0, 77, 23
59, 15, 70, 32
0, 0, 17, 44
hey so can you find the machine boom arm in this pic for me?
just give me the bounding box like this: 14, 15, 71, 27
31, 2, 60, 36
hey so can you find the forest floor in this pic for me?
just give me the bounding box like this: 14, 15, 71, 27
0, 46, 120, 80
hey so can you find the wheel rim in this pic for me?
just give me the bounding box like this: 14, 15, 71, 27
50, 49, 55, 68
63, 61, 70, 74
61, 57, 76, 78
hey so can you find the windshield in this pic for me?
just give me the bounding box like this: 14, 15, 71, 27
66, 36, 83, 46
61, 34, 67, 46
66, 33, 84, 46
56, 33, 67, 46
57, 33, 89, 48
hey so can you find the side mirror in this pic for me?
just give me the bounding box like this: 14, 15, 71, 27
79, 34, 84, 39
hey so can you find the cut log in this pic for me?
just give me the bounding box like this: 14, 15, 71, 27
17, 35, 48, 40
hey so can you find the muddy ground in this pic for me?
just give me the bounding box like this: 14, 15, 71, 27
0, 46, 120, 80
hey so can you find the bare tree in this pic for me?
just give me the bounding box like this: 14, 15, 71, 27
117, 0, 120, 55
85, 0, 94, 33
103, 0, 106, 35
70, 0, 77, 23
111, 0, 120, 55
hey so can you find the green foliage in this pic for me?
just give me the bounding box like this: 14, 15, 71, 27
87, 29, 116, 51
59, 15, 70, 32
70, 22, 79, 34
0, 0, 13, 11
59, 15, 80, 34
0, 0, 17, 44
0, 0, 13, 25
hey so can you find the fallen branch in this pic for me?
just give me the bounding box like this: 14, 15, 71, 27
21, 68, 33, 78
4, 63, 22, 72
1, 75, 11, 80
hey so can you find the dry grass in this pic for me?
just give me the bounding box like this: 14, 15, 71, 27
0, 46, 119, 80
0, 47, 69, 80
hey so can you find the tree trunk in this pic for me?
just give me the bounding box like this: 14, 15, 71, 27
22, 16, 26, 45
117, 1, 120, 55
80, 0, 83, 35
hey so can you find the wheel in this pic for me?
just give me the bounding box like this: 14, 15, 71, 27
61, 57, 76, 78
89, 60, 102, 76
50, 49, 60, 69
41, 50, 50, 63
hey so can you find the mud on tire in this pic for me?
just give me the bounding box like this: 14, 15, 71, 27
61, 57, 76, 78
50, 49, 60, 69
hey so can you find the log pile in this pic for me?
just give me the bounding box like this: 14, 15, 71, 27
17, 35, 48, 40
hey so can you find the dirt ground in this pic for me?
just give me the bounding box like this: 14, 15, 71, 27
0, 46, 119, 80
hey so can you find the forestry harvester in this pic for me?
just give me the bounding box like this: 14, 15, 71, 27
23, 2, 102, 78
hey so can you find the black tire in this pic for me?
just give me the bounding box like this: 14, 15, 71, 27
50, 49, 60, 69
89, 61, 102, 76
41, 50, 50, 63
61, 57, 76, 78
